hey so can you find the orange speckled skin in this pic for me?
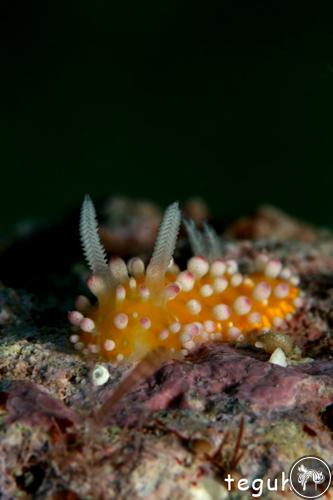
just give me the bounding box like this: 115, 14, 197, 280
78, 267, 299, 362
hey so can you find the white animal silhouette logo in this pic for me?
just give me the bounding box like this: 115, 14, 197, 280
297, 464, 325, 491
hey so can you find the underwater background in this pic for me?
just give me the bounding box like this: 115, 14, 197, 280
0, 1, 332, 230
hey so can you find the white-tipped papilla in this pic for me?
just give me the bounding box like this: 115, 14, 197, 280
183, 340, 196, 351
180, 332, 191, 343
164, 283, 181, 300
140, 317, 151, 329
234, 296, 252, 315
87, 275, 106, 296
159, 329, 169, 340
273, 316, 286, 328
129, 277, 137, 289
170, 321, 181, 333
255, 254, 269, 272
68, 310, 84, 326
293, 297, 303, 308
109, 257, 129, 283
104, 339, 116, 351
213, 277, 228, 293
187, 256, 209, 278
80, 317, 95, 332
75, 295, 91, 313
88, 344, 99, 354
231, 273, 243, 287
280, 267, 292, 280
290, 275, 300, 286
213, 304, 230, 321
253, 281, 272, 301
70, 334, 80, 344
113, 313, 129, 330
186, 299, 202, 315
116, 285, 126, 301
176, 271, 195, 291
139, 285, 150, 299
204, 320, 216, 333
265, 259, 282, 279
274, 283, 289, 298
228, 326, 242, 339
169, 263, 180, 274
248, 311, 262, 324
127, 257, 145, 277
200, 284, 213, 297
210, 259, 226, 277
226, 260, 238, 275
243, 277, 254, 288
184, 322, 201, 336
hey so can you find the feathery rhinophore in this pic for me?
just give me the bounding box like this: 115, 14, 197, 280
184, 219, 221, 260
203, 222, 221, 260
183, 219, 206, 256
80, 195, 112, 283
146, 201, 181, 293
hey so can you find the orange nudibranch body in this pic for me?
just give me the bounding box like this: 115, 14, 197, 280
69, 254, 301, 363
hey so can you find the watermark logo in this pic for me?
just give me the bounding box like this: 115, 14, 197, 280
289, 456, 332, 499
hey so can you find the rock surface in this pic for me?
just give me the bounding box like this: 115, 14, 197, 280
0, 201, 332, 499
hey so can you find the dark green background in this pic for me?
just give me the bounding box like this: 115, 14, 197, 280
1, 1, 333, 231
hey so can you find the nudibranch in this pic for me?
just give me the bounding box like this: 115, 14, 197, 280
69, 196, 302, 362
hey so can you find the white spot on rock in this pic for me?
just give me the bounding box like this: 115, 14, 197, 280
269, 347, 288, 367
92, 365, 110, 386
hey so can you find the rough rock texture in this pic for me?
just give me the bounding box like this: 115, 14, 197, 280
0, 201, 333, 499
226, 205, 323, 242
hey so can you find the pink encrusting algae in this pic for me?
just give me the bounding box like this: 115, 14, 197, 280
68, 196, 302, 362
